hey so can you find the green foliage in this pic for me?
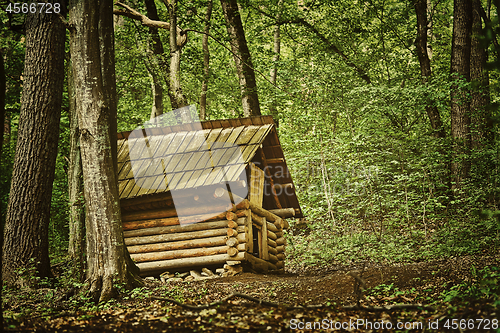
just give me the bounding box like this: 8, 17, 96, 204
1, 0, 499, 284
440, 265, 500, 307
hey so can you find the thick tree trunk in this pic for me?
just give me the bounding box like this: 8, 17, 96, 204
414, 0, 445, 138
221, 0, 261, 117
167, 0, 188, 112
2, 7, 66, 286
69, 0, 141, 303
470, 0, 492, 149
67, 57, 85, 281
0, 48, 5, 162
199, 0, 213, 121
450, 0, 473, 189
269, 0, 283, 124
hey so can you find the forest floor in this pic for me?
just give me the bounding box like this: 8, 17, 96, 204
3, 255, 499, 332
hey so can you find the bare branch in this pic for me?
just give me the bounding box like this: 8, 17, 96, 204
114, 2, 170, 29
113, 2, 187, 47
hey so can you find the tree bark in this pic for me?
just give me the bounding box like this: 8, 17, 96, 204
144, 0, 166, 121
148, 67, 164, 121
69, 0, 142, 303
199, 0, 213, 121
114, 1, 188, 116
269, 0, 283, 124
0, 49, 3, 323
414, 0, 445, 138
166, 0, 189, 111
470, 0, 492, 149
67, 56, 85, 281
0, 48, 5, 162
450, 0, 473, 189
2, 7, 66, 286
221, 0, 262, 117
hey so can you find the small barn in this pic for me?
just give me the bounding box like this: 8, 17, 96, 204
116, 115, 303, 276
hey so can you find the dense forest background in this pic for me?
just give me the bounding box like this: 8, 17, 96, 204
1, 0, 499, 283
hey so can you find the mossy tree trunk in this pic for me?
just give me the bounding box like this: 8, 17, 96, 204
69, 0, 142, 303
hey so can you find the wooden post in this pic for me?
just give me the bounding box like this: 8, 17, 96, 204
258, 147, 282, 209
244, 209, 253, 253
248, 163, 264, 207
261, 216, 268, 260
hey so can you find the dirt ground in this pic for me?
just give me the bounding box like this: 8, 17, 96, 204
4, 255, 499, 332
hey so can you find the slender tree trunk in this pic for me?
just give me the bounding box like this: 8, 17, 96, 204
199, 0, 213, 121
144, 0, 166, 120
269, 0, 283, 124
414, 0, 445, 138
67, 57, 85, 281
450, 0, 473, 189
166, 0, 188, 113
2, 7, 66, 286
3, 111, 9, 146
471, 0, 492, 149
69, 0, 141, 303
149, 72, 164, 120
221, 0, 261, 117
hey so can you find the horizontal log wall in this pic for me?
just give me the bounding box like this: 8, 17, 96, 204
121, 198, 288, 274
137, 252, 246, 274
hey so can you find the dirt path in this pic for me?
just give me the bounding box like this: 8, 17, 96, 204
4, 255, 499, 332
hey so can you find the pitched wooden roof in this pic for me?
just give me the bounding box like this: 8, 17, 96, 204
117, 116, 303, 217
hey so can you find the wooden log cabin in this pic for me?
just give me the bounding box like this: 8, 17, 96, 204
116, 115, 303, 276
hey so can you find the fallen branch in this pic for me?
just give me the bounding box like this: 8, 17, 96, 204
151, 293, 435, 311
